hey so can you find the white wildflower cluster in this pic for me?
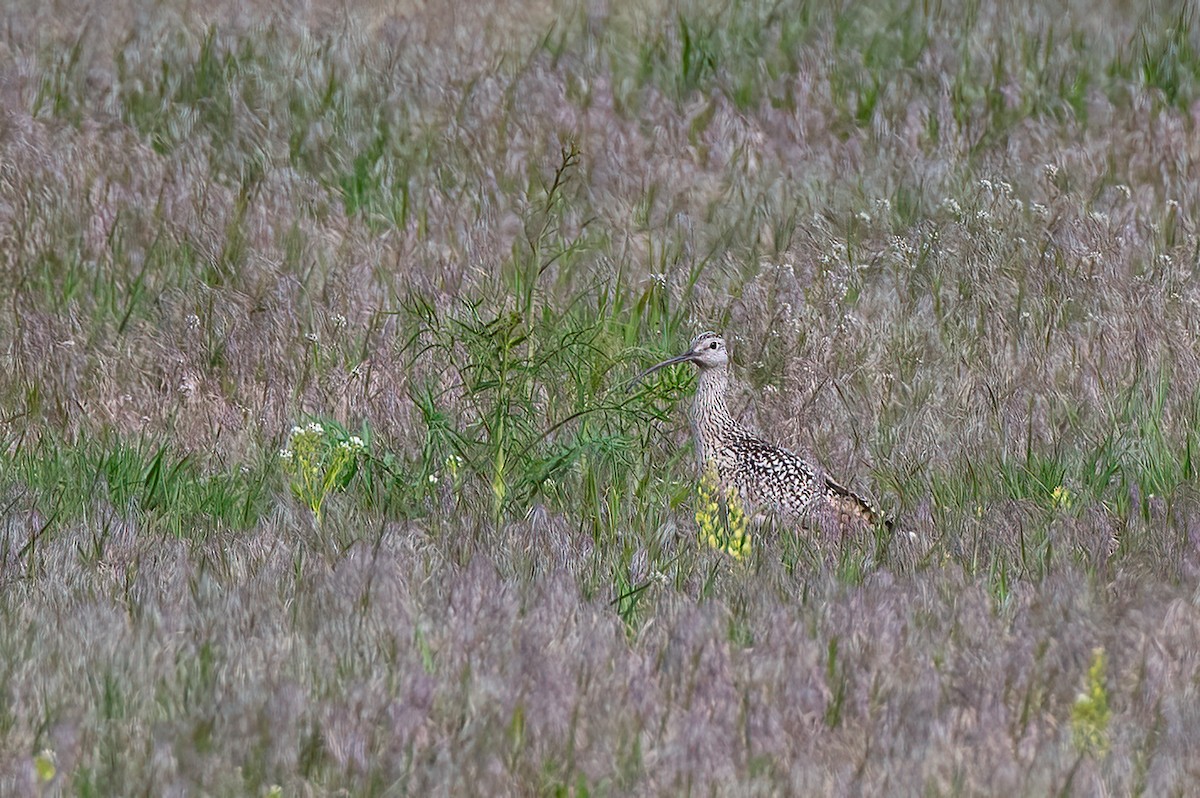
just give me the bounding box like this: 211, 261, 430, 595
888, 235, 918, 265
428, 453, 466, 487
649, 272, 668, 288
939, 197, 963, 217
1031, 202, 1049, 218
304, 332, 320, 344
331, 313, 347, 329
280, 421, 367, 520
978, 177, 1022, 211
1042, 163, 1060, 181
779, 302, 803, 335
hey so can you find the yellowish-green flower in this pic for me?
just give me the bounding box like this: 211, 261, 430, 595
695, 467, 751, 560
33, 749, 56, 783
1052, 484, 1073, 510
1071, 647, 1111, 756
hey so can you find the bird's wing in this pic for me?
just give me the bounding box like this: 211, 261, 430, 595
726, 435, 821, 517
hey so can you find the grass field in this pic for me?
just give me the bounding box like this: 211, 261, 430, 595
3, 0, 1200, 793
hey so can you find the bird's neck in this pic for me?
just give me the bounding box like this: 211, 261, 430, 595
689, 365, 738, 465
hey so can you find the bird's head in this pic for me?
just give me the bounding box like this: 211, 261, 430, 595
632, 331, 729, 386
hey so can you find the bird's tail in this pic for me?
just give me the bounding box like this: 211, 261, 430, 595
823, 476, 893, 533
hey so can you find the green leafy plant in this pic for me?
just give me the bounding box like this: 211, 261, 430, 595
279, 422, 367, 520
397, 144, 697, 535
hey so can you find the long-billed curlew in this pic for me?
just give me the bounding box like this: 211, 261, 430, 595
635, 331, 891, 534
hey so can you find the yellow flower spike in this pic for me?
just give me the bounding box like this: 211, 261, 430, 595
1071, 647, 1111, 756
696, 467, 751, 560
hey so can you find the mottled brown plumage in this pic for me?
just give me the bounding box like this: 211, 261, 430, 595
637, 331, 890, 534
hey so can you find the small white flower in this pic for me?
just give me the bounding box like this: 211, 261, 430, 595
331, 313, 347, 329
349, 436, 366, 450
291, 425, 303, 436
305, 332, 319, 344
1042, 163, 1060, 180
186, 314, 200, 331
428, 474, 439, 484
978, 178, 994, 191
279, 449, 293, 461
306, 422, 323, 435
1031, 202, 1049, 217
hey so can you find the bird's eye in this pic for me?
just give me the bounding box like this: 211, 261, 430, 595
709, 341, 718, 349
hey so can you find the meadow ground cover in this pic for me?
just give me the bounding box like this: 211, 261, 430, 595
2, 0, 1200, 793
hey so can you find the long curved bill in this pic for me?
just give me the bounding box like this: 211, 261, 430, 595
627, 351, 694, 390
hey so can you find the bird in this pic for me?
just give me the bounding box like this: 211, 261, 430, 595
634, 331, 891, 535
